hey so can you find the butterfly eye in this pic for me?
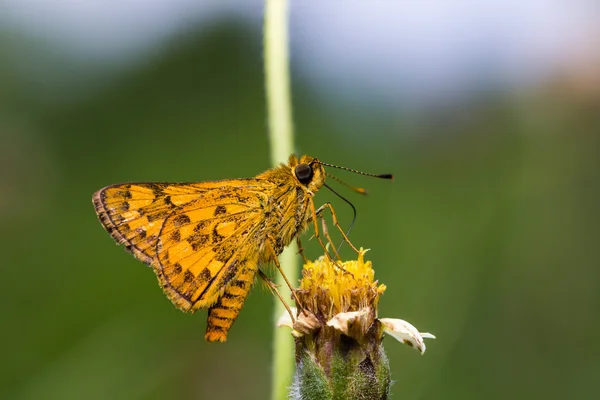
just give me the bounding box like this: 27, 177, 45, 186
295, 163, 313, 184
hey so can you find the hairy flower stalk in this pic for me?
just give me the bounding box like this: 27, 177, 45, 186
278, 250, 435, 400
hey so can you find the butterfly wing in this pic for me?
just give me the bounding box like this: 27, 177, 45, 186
154, 193, 265, 312
93, 180, 271, 313
93, 183, 183, 265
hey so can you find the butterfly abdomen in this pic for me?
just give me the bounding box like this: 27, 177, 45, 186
204, 260, 257, 342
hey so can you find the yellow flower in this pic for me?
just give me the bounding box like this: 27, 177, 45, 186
279, 250, 435, 400
279, 249, 434, 353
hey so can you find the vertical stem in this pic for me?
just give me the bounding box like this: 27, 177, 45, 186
264, 1, 296, 399
265, 0, 294, 163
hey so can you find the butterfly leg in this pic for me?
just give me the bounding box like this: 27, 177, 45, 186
266, 238, 306, 314
308, 200, 342, 263
318, 216, 354, 277
319, 216, 342, 260
308, 201, 355, 278
296, 237, 308, 263
258, 269, 295, 322
295, 237, 347, 288
315, 202, 360, 254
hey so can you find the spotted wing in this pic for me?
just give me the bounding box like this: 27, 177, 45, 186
92, 180, 271, 314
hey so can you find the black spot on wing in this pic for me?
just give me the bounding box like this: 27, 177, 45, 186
199, 268, 211, 281
214, 205, 227, 216
147, 210, 170, 222
174, 263, 183, 274
212, 224, 225, 242
194, 221, 208, 233
114, 190, 132, 199
170, 230, 181, 242
173, 214, 192, 227
190, 234, 209, 251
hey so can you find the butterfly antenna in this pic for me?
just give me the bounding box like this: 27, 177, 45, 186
319, 161, 394, 180
327, 173, 369, 195
323, 183, 356, 253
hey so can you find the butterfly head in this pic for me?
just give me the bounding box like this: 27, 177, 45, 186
289, 154, 326, 194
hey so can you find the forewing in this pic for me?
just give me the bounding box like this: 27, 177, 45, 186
93, 182, 219, 265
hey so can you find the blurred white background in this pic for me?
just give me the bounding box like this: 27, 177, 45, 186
2, 0, 599, 108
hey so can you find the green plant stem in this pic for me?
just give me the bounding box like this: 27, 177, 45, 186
264, 1, 296, 399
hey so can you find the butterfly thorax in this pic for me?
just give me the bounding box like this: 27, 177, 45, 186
256, 155, 325, 256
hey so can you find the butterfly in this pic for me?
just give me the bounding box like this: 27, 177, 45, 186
93, 154, 391, 341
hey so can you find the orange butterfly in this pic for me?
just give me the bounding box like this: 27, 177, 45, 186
93, 154, 391, 341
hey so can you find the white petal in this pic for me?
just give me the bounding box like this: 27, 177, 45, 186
276, 307, 297, 329
326, 309, 370, 335
379, 318, 436, 354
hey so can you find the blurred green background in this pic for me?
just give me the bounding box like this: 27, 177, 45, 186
1, 3, 599, 400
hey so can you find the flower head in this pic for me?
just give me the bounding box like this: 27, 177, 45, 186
295, 249, 385, 336
279, 250, 435, 399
